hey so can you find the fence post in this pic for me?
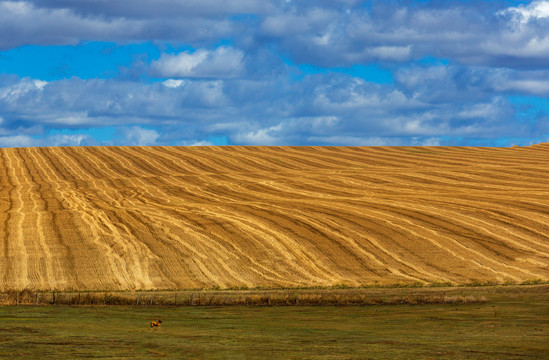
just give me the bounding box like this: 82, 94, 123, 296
268, 293, 271, 306
190, 292, 195, 306
136, 294, 140, 305
35, 291, 39, 305
208, 293, 216, 306
174, 293, 177, 306
149, 293, 154, 306
52, 292, 56, 305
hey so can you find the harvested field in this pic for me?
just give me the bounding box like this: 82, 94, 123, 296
0, 145, 548, 291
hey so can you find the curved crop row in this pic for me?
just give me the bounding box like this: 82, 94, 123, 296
0, 145, 548, 290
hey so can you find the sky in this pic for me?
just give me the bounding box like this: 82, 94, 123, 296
0, 0, 548, 147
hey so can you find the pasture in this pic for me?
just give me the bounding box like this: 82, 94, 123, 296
1, 285, 547, 359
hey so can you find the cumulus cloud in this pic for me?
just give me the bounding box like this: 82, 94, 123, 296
488, 70, 549, 96
119, 126, 160, 146
162, 79, 185, 88
499, 0, 549, 24
367, 46, 412, 62
232, 123, 283, 145
181, 139, 215, 146
48, 133, 90, 146
1, 67, 546, 148
305, 136, 404, 146
1, 1, 548, 148
0, 76, 48, 100
0, 1, 138, 49
0, 0, 239, 49
0, 133, 94, 147
151, 47, 245, 78
395, 64, 549, 100
230, 116, 341, 145
256, 1, 549, 68
0, 134, 36, 147
29, 0, 272, 19
0, 75, 232, 130
2, 0, 549, 69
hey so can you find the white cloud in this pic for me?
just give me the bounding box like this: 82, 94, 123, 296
499, 1, 549, 24
51, 113, 90, 126
47, 134, 89, 146
368, 45, 412, 61
493, 79, 549, 96
181, 140, 214, 146
0, 0, 240, 50
306, 136, 403, 146
0, 68, 544, 148
396, 64, 549, 103
33, 79, 47, 90
28, 0, 272, 19
232, 123, 283, 145
0, 77, 48, 101
2, 1, 32, 16
120, 126, 160, 146
162, 79, 186, 88
456, 100, 504, 120
260, 8, 334, 38
0, 129, 95, 147
0, 1, 136, 49
257, 2, 549, 68
2, 1, 549, 70
312, 78, 420, 114
418, 137, 441, 146
0, 134, 36, 147
151, 47, 245, 78
304, 116, 339, 130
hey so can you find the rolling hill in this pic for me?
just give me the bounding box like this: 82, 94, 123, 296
1, 145, 548, 291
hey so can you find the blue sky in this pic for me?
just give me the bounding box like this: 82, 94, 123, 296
0, 0, 548, 147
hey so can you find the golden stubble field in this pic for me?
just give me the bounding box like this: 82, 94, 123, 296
0, 145, 548, 291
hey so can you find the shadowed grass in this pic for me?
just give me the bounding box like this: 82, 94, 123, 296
0, 286, 547, 359
9, 283, 546, 307
0, 286, 493, 306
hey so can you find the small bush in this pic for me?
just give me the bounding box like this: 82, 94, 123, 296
521, 278, 545, 285
429, 281, 453, 288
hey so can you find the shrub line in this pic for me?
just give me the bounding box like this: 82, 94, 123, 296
0, 289, 489, 307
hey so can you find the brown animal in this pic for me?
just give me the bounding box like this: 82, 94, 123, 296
150, 320, 163, 329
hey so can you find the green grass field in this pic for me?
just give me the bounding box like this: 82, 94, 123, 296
1, 286, 548, 359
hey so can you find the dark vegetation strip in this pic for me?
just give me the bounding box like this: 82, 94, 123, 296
0, 289, 487, 307
2, 284, 547, 307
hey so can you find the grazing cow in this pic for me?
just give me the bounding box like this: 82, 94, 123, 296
150, 320, 163, 329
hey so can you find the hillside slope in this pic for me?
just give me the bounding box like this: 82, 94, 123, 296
1, 145, 548, 291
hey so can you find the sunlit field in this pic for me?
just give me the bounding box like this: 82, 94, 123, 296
1, 145, 548, 291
